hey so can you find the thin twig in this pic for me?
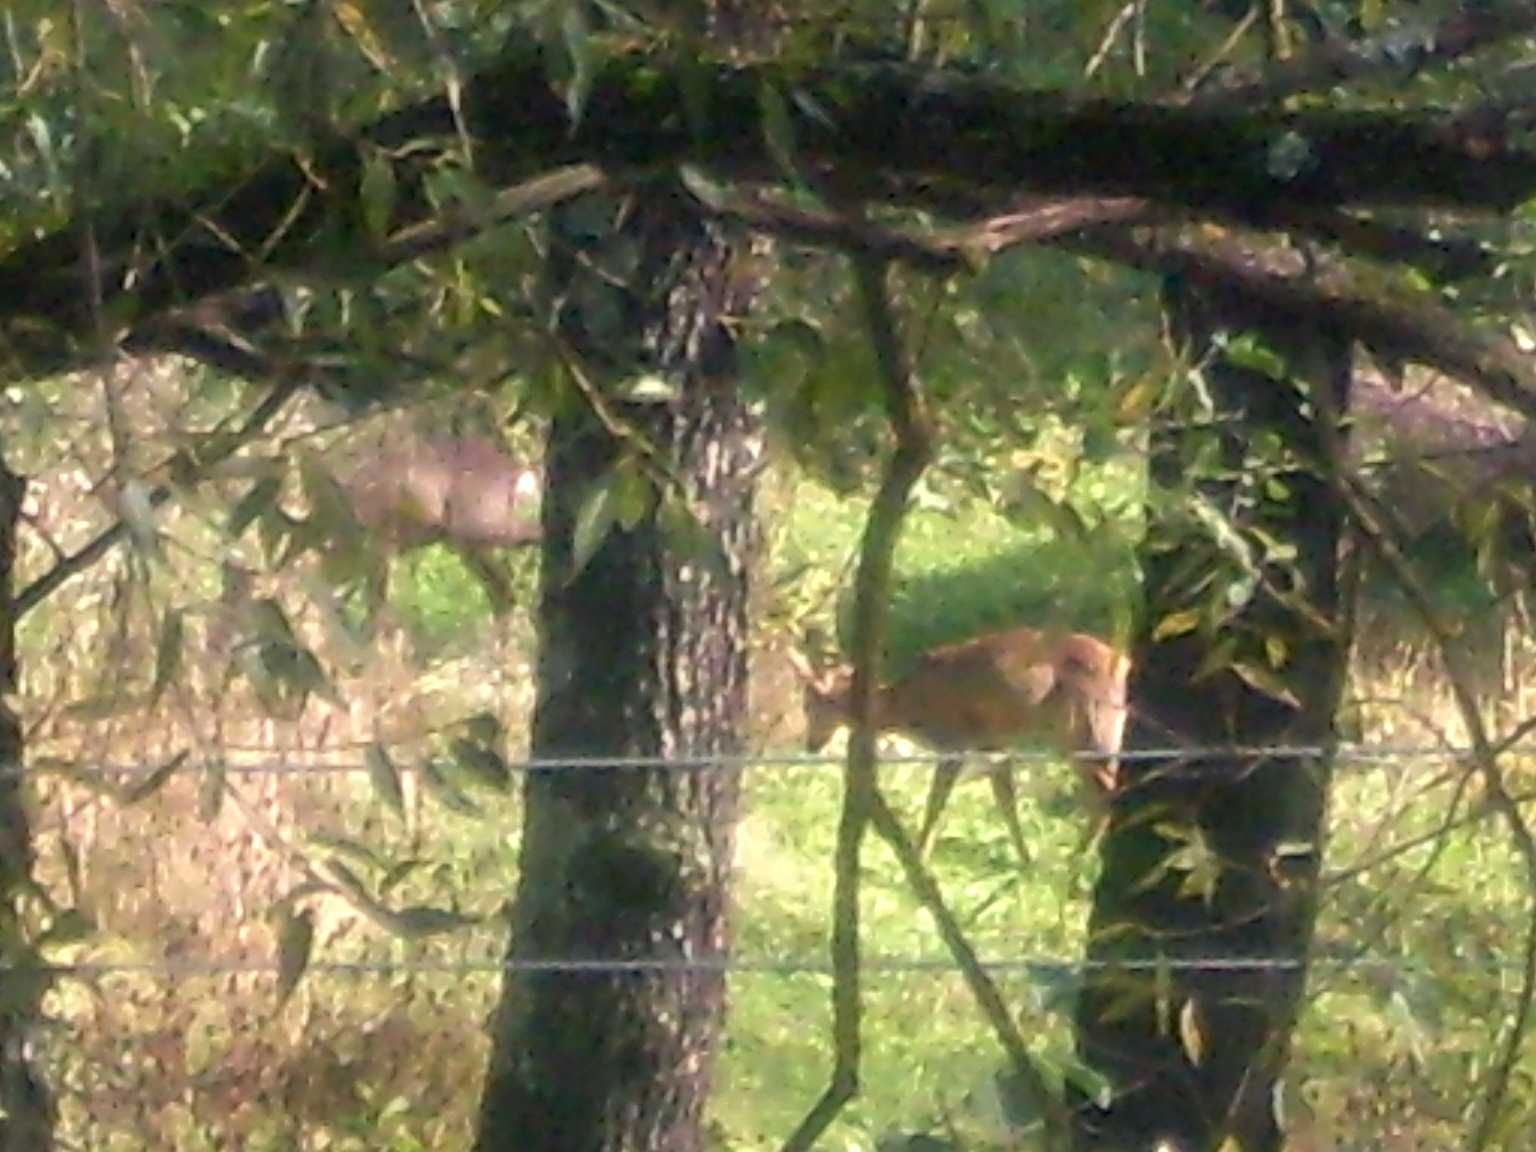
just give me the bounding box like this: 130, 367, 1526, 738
1183, 3, 1262, 92
1316, 370, 1536, 1150
1085, 3, 1137, 80
14, 374, 301, 617
1324, 783, 1536, 888
1349, 478, 1536, 1152
541, 329, 691, 502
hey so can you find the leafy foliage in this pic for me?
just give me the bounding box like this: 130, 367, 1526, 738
7, 0, 1536, 1148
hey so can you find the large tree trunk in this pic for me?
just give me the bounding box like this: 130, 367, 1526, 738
0, 456, 53, 1150
1069, 276, 1351, 1152
472, 183, 763, 1152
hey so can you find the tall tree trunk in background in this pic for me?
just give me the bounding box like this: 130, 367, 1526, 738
1069, 277, 1351, 1152
473, 181, 764, 1152
0, 457, 53, 1150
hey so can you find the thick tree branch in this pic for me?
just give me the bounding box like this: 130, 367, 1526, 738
685, 185, 1536, 425
1073, 225, 1536, 424
7, 45, 1536, 380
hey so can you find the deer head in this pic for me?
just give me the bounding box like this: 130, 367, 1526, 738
783, 647, 853, 754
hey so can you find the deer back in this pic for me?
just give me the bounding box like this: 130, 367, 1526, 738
345, 434, 542, 552
791, 626, 1130, 766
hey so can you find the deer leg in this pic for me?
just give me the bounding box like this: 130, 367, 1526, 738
916, 756, 964, 859
988, 761, 1032, 869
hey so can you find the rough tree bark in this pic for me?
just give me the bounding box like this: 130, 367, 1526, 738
472, 181, 764, 1152
0, 455, 53, 1150
1069, 276, 1351, 1152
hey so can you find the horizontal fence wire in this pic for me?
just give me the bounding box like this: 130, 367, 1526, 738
0, 951, 1516, 980
17, 742, 1536, 781
15, 743, 1535, 987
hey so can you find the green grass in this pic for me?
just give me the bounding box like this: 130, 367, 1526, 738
387, 545, 536, 658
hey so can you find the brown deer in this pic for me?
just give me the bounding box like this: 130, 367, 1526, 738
786, 626, 1130, 866
341, 433, 542, 614
344, 433, 542, 552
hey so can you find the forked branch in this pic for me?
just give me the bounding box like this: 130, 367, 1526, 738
865, 789, 1069, 1143
782, 248, 1071, 1149
779, 252, 933, 1152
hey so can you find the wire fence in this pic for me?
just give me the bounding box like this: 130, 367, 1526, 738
1, 952, 1507, 980
15, 739, 1536, 988
19, 740, 1536, 781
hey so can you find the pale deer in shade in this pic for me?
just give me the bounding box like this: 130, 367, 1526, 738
343, 433, 542, 553
341, 432, 542, 615
786, 626, 1130, 866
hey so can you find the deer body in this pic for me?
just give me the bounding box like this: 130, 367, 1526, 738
344, 433, 542, 553
790, 626, 1130, 866
341, 433, 542, 615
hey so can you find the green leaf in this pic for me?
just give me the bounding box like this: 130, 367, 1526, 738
228, 474, 283, 539
1179, 997, 1206, 1066
359, 146, 397, 242
677, 164, 729, 211
621, 373, 678, 404
999, 473, 1087, 540
747, 318, 823, 394
259, 506, 298, 566
559, 0, 594, 126
332, 0, 396, 71
571, 473, 620, 578
198, 760, 227, 823
419, 757, 482, 817
1055, 1055, 1115, 1111
449, 737, 511, 793
612, 460, 655, 531
385, 904, 481, 940
274, 907, 315, 1009
38, 908, 95, 951
119, 751, 190, 807
658, 496, 727, 578
1151, 608, 1200, 642
758, 81, 801, 186
25, 113, 64, 207
1230, 661, 1300, 708
379, 858, 423, 895
365, 741, 405, 816
261, 642, 342, 708
149, 609, 185, 709
1116, 372, 1163, 422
